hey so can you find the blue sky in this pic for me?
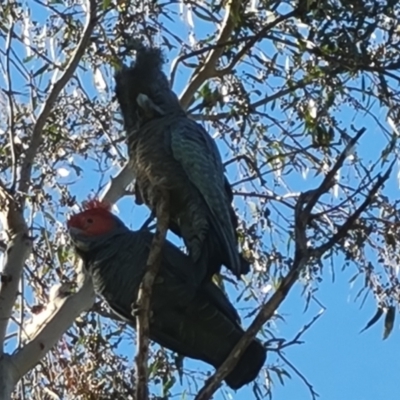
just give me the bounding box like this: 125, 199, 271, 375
3, 1, 400, 399
273, 268, 400, 400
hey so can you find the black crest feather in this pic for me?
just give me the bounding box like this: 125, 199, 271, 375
134, 46, 165, 74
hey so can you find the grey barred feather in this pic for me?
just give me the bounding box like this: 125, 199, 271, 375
115, 45, 249, 282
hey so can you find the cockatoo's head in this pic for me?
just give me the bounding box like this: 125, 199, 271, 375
67, 199, 128, 251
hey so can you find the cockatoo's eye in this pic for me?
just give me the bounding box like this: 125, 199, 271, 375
87, 218, 94, 224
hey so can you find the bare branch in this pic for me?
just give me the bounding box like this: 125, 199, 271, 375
278, 309, 325, 350
194, 187, 312, 400
12, 278, 95, 379
195, 259, 306, 400
179, 0, 241, 109
279, 352, 319, 400
18, 0, 98, 197
134, 194, 170, 400
100, 164, 135, 205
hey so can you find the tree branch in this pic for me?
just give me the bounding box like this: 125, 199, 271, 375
135, 194, 170, 400
217, 10, 297, 76
279, 352, 319, 400
188, 77, 314, 121
0, 189, 32, 354
18, 0, 97, 198
0, 233, 32, 351
194, 133, 386, 399
179, 9, 297, 112
179, 0, 241, 109
7, 160, 135, 366
194, 187, 314, 400
4, 18, 17, 192
5, 143, 134, 390
12, 278, 95, 378
100, 163, 135, 205
195, 258, 307, 400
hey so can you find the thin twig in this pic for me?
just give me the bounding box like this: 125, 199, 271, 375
179, 0, 241, 109
279, 352, 319, 400
140, 212, 156, 231
5, 17, 17, 192
278, 309, 325, 350
314, 160, 394, 256
189, 77, 315, 121
134, 194, 170, 400
18, 0, 97, 199
218, 10, 297, 76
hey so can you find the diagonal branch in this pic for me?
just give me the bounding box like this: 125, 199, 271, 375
217, 10, 297, 76
134, 194, 170, 400
194, 183, 315, 399
100, 163, 135, 205
195, 250, 308, 400
12, 278, 95, 378
18, 0, 98, 198
179, 0, 241, 109
194, 139, 391, 400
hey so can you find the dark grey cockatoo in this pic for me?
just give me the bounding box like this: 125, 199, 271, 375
114, 46, 249, 284
67, 199, 266, 390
